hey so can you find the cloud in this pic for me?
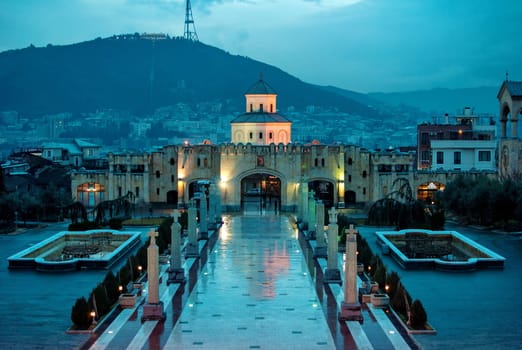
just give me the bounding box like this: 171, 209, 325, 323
1, 0, 521, 92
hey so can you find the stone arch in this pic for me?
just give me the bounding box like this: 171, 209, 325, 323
498, 81, 522, 138
233, 130, 245, 143
307, 177, 336, 208
417, 181, 445, 203
76, 182, 105, 208
277, 130, 289, 144
345, 190, 356, 204
166, 190, 178, 206
237, 169, 285, 211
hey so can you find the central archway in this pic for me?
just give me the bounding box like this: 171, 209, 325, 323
241, 173, 281, 214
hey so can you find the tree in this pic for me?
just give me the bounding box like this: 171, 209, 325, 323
410, 299, 428, 329
103, 271, 120, 304
71, 297, 92, 328
89, 284, 111, 318
372, 261, 386, 290
391, 282, 412, 318
385, 271, 401, 300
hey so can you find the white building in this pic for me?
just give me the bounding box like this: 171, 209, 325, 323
428, 108, 497, 171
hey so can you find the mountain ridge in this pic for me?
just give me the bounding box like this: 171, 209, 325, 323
0, 35, 383, 118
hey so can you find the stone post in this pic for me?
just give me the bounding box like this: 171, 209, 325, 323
307, 191, 316, 240
324, 208, 341, 284
198, 193, 208, 240
299, 178, 308, 225
208, 183, 217, 229
141, 229, 165, 321
313, 201, 327, 258
339, 224, 362, 321
185, 200, 199, 258
167, 210, 185, 284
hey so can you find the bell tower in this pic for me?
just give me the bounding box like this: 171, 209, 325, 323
230, 76, 292, 145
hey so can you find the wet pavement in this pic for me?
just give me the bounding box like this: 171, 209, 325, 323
163, 214, 335, 349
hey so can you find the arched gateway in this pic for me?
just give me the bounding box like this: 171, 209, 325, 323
240, 172, 282, 213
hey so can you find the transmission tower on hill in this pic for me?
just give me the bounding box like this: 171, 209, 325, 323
184, 0, 199, 41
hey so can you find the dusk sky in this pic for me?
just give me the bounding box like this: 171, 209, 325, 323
1, 0, 521, 93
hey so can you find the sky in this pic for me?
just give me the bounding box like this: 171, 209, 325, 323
1, 0, 521, 93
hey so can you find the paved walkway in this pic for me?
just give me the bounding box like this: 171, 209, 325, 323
87, 214, 335, 349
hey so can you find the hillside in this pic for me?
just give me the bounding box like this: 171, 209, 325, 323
0, 35, 382, 118
368, 86, 499, 115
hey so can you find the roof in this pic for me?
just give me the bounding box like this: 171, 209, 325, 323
74, 139, 100, 148
245, 78, 277, 95
42, 142, 82, 155
230, 112, 291, 124
498, 80, 522, 98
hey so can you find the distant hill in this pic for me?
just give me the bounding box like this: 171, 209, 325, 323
368, 86, 500, 115
0, 35, 383, 118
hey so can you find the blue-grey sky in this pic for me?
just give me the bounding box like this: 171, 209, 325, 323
1, 0, 521, 93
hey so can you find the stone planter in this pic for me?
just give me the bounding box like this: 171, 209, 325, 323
119, 293, 137, 309
371, 293, 390, 308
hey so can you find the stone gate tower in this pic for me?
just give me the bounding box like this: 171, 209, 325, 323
497, 79, 522, 178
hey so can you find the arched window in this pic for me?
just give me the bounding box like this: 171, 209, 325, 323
155, 170, 160, 178
170, 158, 175, 166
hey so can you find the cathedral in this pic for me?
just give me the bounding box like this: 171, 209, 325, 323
72, 77, 519, 213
